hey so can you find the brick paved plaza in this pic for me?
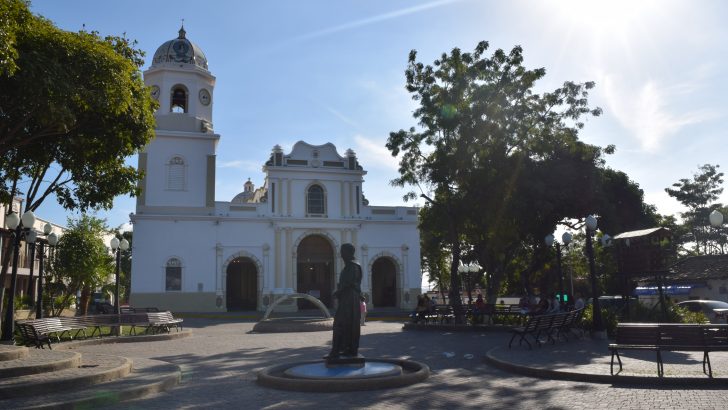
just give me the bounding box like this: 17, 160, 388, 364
58, 318, 728, 409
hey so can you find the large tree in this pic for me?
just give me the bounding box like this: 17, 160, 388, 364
46, 215, 113, 316
665, 164, 725, 255
0, 1, 156, 319
387, 42, 603, 320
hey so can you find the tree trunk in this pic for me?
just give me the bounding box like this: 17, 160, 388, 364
78, 285, 91, 316
448, 241, 464, 323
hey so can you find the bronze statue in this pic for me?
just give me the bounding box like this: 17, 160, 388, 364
326, 243, 362, 359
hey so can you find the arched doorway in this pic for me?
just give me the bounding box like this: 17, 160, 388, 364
296, 235, 334, 308
372, 257, 397, 307
226, 257, 257, 310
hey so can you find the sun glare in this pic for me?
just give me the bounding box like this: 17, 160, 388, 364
550, 0, 659, 35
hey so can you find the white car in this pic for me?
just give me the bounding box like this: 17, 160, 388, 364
675, 300, 728, 323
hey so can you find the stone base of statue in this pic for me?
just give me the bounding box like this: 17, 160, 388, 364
324, 354, 365, 368
257, 357, 429, 392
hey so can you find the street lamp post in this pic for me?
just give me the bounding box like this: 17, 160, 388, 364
709, 210, 724, 254
25, 229, 37, 305
110, 237, 130, 315
36, 225, 58, 319
585, 215, 604, 334
2, 211, 36, 341
458, 262, 481, 306
545, 232, 572, 305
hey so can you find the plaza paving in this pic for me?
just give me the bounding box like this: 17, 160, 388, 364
51, 317, 728, 410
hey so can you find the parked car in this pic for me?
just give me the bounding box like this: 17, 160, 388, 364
675, 300, 728, 323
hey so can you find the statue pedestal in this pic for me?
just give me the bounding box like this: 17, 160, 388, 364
325, 354, 365, 368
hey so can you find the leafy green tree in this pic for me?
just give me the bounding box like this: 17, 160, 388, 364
46, 215, 113, 315
665, 164, 725, 255
0, 0, 31, 76
387, 42, 603, 319
0, 1, 156, 318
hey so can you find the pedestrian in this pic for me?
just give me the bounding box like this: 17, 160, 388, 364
360, 296, 367, 326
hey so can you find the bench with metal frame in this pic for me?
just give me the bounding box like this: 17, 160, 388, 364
609, 323, 728, 377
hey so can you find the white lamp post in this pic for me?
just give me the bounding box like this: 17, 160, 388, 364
710, 210, 724, 255
584, 215, 604, 333
110, 236, 130, 315
36, 224, 58, 319
458, 261, 481, 305
2, 210, 36, 341
545, 231, 572, 305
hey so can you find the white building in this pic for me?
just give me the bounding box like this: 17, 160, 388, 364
130, 28, 421, 312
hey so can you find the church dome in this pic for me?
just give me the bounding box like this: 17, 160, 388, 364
151, 26, 208, 70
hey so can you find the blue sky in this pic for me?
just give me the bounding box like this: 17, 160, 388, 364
29, 0, 728, 233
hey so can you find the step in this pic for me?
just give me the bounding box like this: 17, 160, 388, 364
0, 344, 29, 361
0, 353, 131, 399
0, 350, 81, 379
3, 357, 181, 409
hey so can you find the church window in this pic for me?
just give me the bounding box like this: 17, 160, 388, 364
165, 258, 182, 291
356, 186, 360, 214
171, 85, 188, 113
306, 184, 326, 216
166, 156, 186, 190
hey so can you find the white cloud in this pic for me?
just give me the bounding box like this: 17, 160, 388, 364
353, 135, 399, 171
324, 105, 359, 128
294, 0, 463, 43
217, 160, 261, 171
601, 74, 718, 152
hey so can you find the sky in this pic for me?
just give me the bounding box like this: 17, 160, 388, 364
28, 0, 728, 234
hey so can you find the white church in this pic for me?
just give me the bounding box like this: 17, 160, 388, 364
130, 28, 421, 312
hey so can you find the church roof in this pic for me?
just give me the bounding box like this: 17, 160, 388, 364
151, 26, 208, 70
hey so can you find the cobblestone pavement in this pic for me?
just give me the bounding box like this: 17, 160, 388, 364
70, 319, 728, 410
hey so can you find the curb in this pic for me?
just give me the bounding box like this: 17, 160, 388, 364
0, 354, 132, 399
483, 346, 728, 387
0, 351, 81, 379
0, 345, 28, 361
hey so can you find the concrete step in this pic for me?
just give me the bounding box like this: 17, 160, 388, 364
2, 357, 181, 409
0, 344, 29, 362
0, 350, 81, 379
0, 353, 131, 399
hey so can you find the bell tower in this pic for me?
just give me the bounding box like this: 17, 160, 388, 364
136, 26, 219, 213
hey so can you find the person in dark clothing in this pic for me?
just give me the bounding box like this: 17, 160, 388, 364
326, 243, 363, 358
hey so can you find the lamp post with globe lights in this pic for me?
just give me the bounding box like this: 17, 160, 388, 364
35, 224, 58, 319
545, 232, 572, 306
458, 261, 481, 305
2, 210, 36, 341
584, 214, 604, 335
709, 210, 724, 254
110, 236, 130, 315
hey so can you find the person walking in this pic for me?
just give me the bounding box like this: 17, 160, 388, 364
360, 296, 367, 326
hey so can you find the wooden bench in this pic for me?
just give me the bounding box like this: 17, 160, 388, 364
508, 309, 584, 349
146, 311, 184, 334
14, 310, 183, 348
492, 304, 525, 324
609, 323, 728, 377
15, 318, 75, 348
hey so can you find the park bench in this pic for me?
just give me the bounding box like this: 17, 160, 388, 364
13, 310, 182, 348
492, 304, 525, 324
609, 323, 728, 377
146, 311, 184, 334
14, 318, 76, 348
508, 310, 583, 349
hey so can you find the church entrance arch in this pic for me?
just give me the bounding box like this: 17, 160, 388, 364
296, 235, 335, 308
226, 257, 257, 310
372, 257, 397, 307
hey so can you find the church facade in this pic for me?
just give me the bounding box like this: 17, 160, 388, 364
129, 28, 421, 312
